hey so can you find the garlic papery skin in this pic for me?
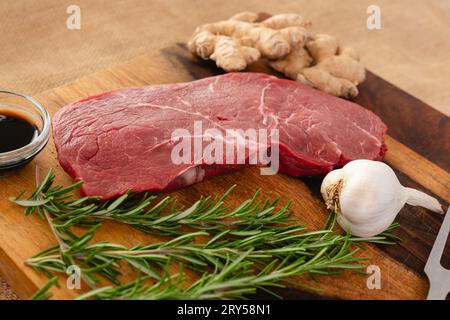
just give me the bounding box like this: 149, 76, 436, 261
320, 159, 444, 237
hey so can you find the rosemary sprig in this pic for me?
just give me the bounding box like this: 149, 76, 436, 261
26, 220, 372, 300
12, 169, 400, 300
11, 170, 295, 236
25, 223, 370, 284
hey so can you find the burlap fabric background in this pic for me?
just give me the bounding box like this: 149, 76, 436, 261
1, 0, 449, 299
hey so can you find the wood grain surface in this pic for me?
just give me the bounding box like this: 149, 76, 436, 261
0, 45, 448, 300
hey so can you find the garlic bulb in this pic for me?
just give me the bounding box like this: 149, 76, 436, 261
320, 159, 443, 237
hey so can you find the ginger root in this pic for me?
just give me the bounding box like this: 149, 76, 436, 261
188, 12, 309, 71
307, 35, 364, 97
188, 12, 365, 98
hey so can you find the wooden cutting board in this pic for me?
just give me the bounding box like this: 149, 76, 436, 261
0, 44, 449, 300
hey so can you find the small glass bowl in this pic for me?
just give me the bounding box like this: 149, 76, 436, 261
0, 90, 50, 171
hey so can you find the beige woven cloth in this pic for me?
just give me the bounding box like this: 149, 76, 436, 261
1, 0, 449, 299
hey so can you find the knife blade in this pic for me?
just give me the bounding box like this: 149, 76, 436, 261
424, 206, 450, 300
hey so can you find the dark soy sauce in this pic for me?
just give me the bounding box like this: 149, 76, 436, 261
0, 112, 39, 153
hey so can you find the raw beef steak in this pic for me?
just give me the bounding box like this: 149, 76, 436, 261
53, 73, 387, 199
